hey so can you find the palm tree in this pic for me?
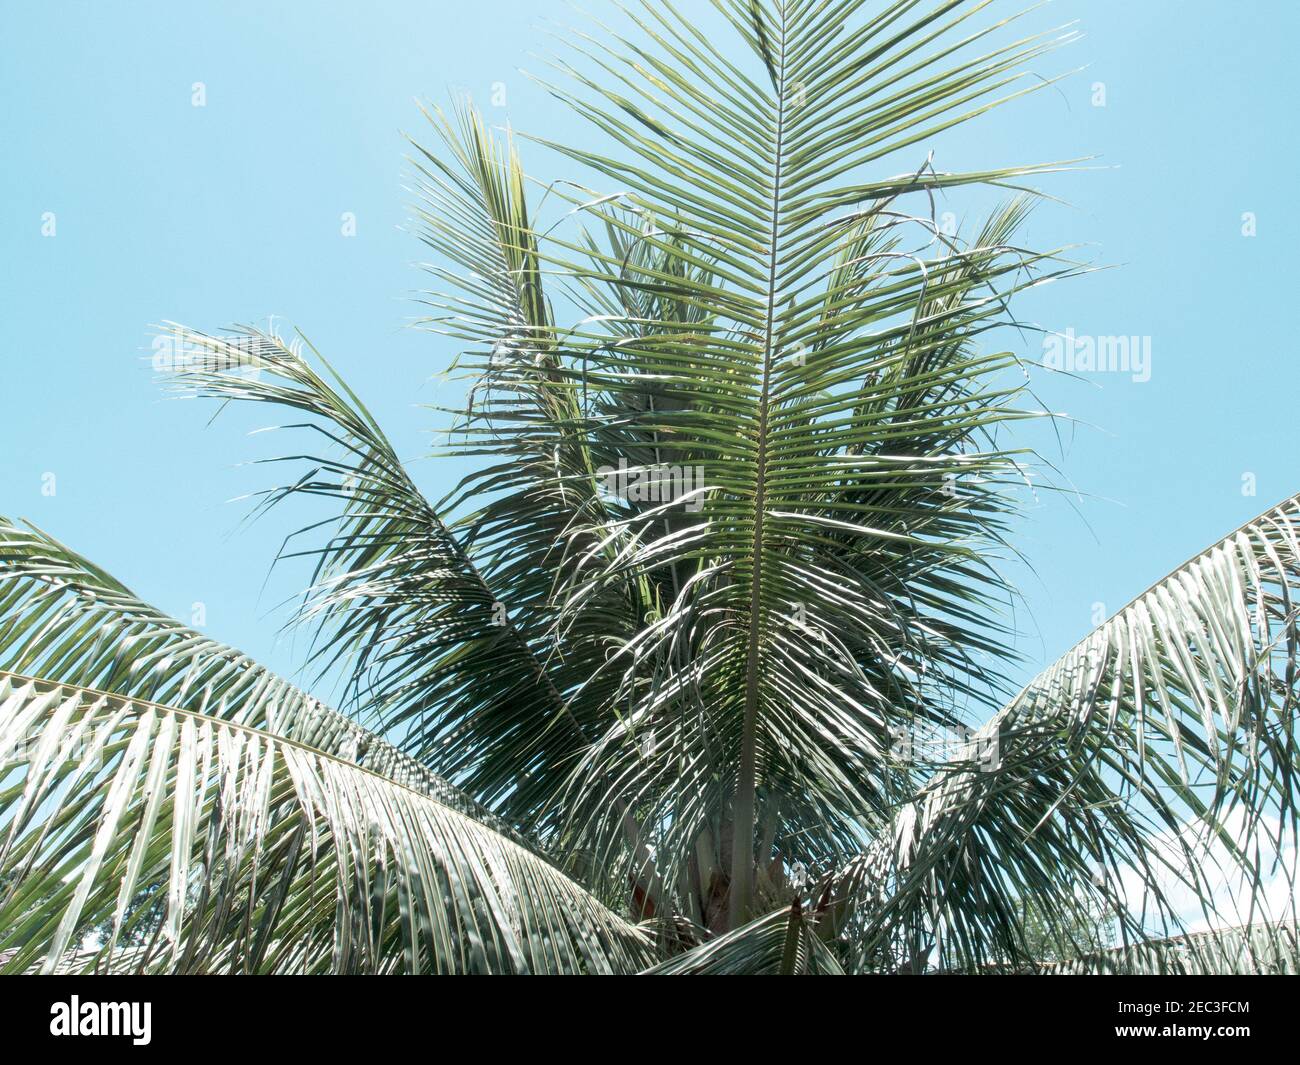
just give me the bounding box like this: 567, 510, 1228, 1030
2, 0, 1298, 976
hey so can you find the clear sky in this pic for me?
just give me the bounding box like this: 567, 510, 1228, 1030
3, 0, 1297, 714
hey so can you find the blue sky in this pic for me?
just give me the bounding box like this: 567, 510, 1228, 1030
2, 0, 1297, 712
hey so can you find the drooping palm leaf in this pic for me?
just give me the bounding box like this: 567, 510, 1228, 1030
151, 324, 601, 835
0, 514, 523, 842
638, 901, 844, 974
1020, 921, 1300, 975
829, 493, 1300, 972
0, 673, 650, 974
0, 516, 649, 971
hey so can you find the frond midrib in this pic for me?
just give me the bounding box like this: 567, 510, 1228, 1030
731, 2, 792, 931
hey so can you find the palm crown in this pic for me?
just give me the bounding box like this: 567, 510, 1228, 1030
2, 0, 1298, 975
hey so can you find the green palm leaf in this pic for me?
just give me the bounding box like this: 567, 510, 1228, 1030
1025, 921, 1300, 975
0, 514, 524, 841
639, 902, 844, 974
0, 673, 650, 974
830, 493, 1300, 972
150, 323, 608, 837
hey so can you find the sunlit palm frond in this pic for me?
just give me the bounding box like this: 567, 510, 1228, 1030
409, 106, 652, 824
828, 493, 1300, 972
1000, 921, 1300, 975
0, 514, 522, 841
0, 673, 650, 974
639, 902, 843, 975
152, 324, 597, 832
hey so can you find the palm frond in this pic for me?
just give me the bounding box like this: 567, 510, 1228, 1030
639, 902, 843, 974
1015, 921, 1299, 976
153, 324, 596, 832
830, 493, 1300, 972
409, 105, 654, 831
0, 513, 525, 843
0, 673, 650, 974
